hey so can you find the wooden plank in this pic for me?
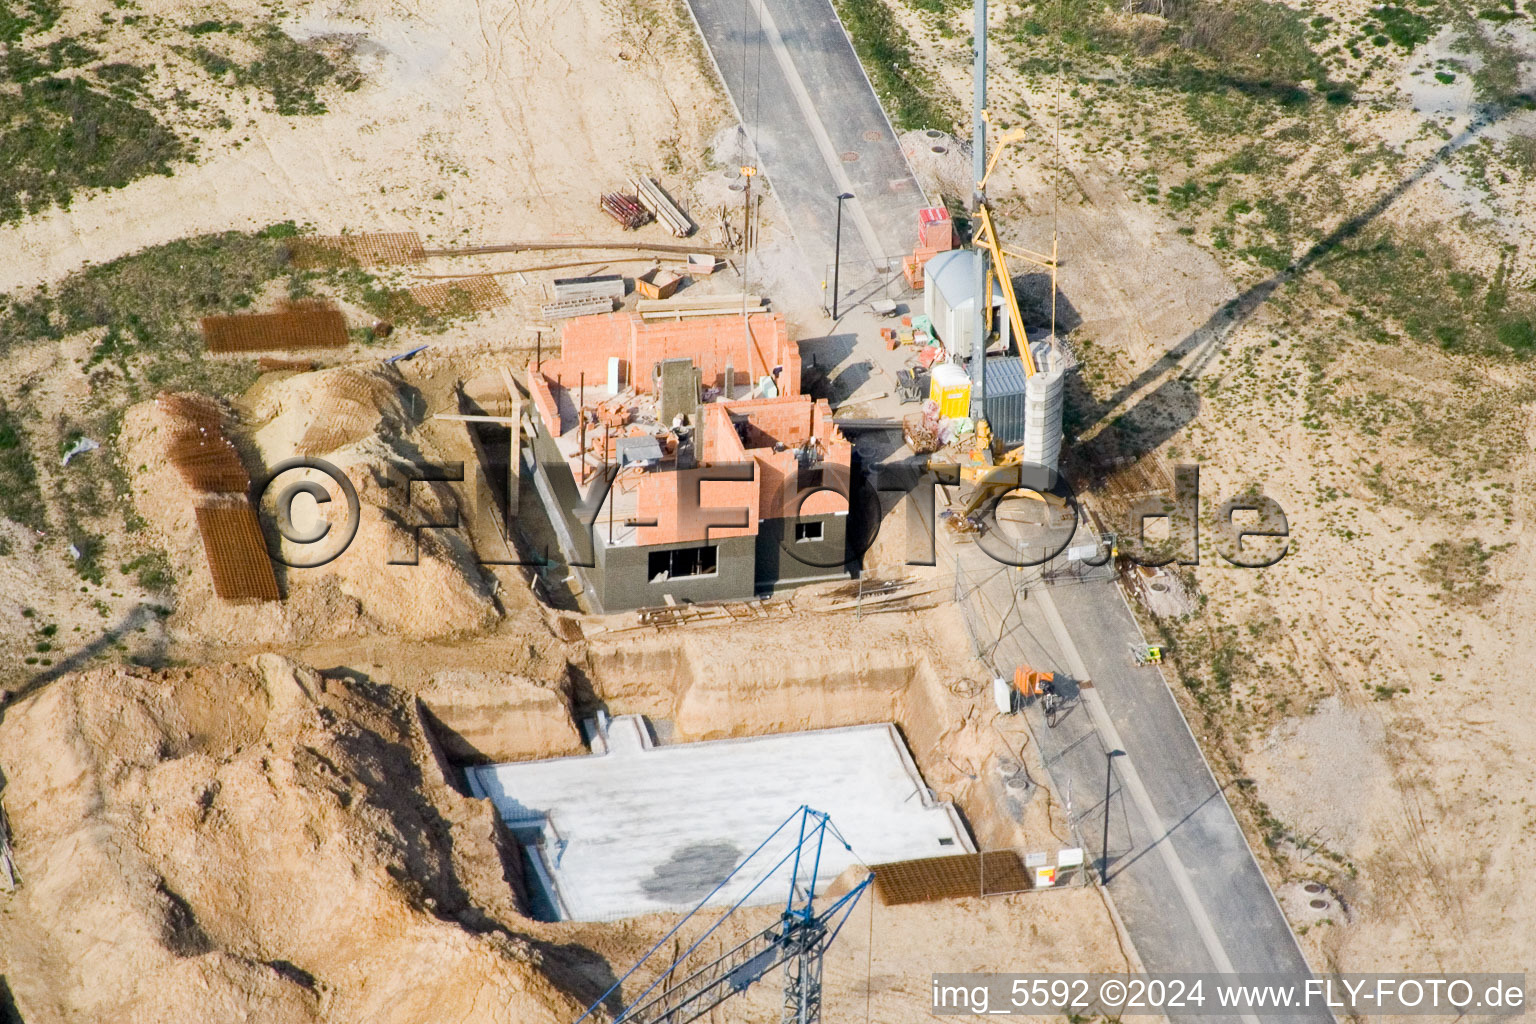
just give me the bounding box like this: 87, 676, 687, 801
423, 241, 729, 257
631, 176, 695, 238
638, 307, 770, 320
432, 413, 522, 424
498, 365, 524, 517
636, 294, 761, 311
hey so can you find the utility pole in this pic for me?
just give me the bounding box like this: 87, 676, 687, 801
969, 0, 989, 430
740, 165, 757, 254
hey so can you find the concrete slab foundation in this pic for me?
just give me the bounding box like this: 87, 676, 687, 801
466, 715, 972, 921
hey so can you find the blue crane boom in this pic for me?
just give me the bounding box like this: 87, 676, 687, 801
571, 806, 874, 1024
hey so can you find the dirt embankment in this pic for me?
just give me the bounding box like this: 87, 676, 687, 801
121, 365, 501, 645
584, 606, 1066, 852
0, 655, 588, 1024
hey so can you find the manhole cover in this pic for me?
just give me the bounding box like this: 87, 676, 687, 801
728, 183, 745, 192
926, 129, 945, 139
931, 145, 948, 154
1150, 583, 1167, 592
863, 129, 883, 141
1303, 882, 1326, 894
723, 168, 740, 180
841, 151, 860, 162
1309, 898, 1330, 910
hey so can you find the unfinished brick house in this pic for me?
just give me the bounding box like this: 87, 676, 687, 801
524, 310, 853, 611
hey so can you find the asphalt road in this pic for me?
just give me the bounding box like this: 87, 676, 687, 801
682, 0, 927, 275
950, 540, 1333, 1024
678, 0, 1330, 1012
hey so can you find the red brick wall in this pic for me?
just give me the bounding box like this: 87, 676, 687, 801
540, 312, 800, 397
527, 372, 564, 435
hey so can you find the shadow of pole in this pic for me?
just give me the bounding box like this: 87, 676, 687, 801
6, 603, 163, 713
1083, 104, 1518, 444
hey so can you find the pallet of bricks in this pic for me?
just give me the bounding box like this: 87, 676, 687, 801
903, 206, 955, 289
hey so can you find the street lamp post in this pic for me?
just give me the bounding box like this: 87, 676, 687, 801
1101, 749, 1124, 885
832, 192, 853, 320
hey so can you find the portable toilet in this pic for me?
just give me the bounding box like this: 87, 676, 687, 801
929, 361, 972, 419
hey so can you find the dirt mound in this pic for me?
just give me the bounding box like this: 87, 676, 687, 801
0, 655, 587, 1024
120, 367, 498, 644
248, 366, 410, 457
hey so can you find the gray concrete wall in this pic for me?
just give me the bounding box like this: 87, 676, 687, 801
526, 406, 853, 611
525, 407, 598, 567
595, 533, 759, 609
754, 513, 850, 587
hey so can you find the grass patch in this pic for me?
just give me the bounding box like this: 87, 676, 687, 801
186, 18, 242, 36
1364, 4, 1436, 49
121, 548, 174, 590
1419, 538, 1502, 605
0, 400, 45, 530
0, 0, 59, 43
188, 23, 362, 116
0, 68, 184, 224
1014, 0, 1328, 98
830, 0, 952, 129
2, 35, 100, 82
0, 230, 295, 539
1319, 229, 1536, 356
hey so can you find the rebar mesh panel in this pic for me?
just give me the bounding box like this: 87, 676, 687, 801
194, 500, 280, 601
871, 851, 1030, 905
156, 392, 223, 432
295, 419, 369, 456
201, 309, 349, 353
291, 232, 425, 268
258, 356, 318, 371
408, 275, 507, 312
164, 432, 250, 493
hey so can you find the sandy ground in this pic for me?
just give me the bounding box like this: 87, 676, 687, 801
0, 608, 1134, 1023
0, 0, 725, 295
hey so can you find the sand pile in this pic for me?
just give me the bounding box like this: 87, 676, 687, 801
120, 367, 498, 643
248, 366, 411, 457
0, 655, 588, 1024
